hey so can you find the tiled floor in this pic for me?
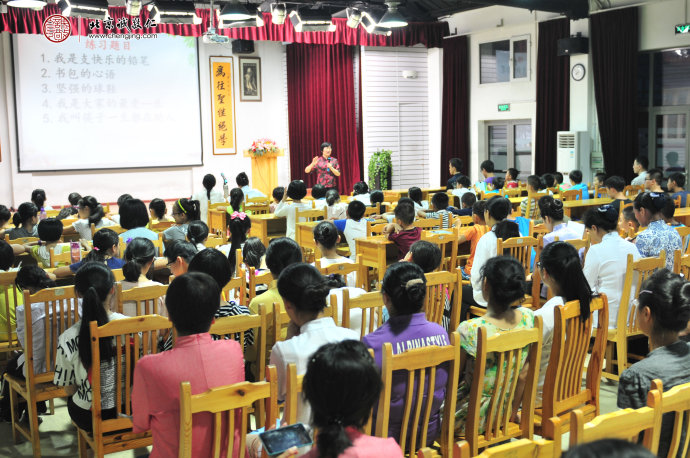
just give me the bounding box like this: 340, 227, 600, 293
0, 380, 621, 457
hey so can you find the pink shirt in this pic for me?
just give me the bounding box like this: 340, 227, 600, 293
302, 427, 403, 457
132, 333, 245, 458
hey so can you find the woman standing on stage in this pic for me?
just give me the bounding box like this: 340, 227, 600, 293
305, 142, 340, 189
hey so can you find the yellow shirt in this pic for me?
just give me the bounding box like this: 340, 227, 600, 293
247, 281, 286, 368
0, 283, 22, 342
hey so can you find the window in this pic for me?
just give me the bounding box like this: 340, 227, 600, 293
479, 36, 530, 84
485, 120, 532, 180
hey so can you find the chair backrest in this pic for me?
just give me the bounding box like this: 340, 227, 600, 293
364, 203, 381, 217
272, 302, 290, 344
561, 189, 582, 201
91, 224, 126, 237
554, 234, 590, 262
675, 226, 690, 254
463, 317, 543, 456
150, 220, 175, 232
453, 215, 474, 228
617, 252, 666, 334
248, 267, 273, 304
673, 250, 690, 277
341, 289, 383, 339
296, 207, 326, 222
501, 188, 522, 198
6, 235, 39, 244
496, 236, 539, 276
204, 236, 225, 249
569, 388, 662, 455
415, 217, 443, 230
115, 282, 168, 316
624, 185, 644, 198
88, 315, 171, 443
315, 255, 363, 290
222, 273, 246, 304
112, 269, 125, 282
0, 271, 22, 353
421, 231, 459, 273
454, 431, 562, 458
179, 365, 279, 458
523, 192, 545, 219
423, 269, 462, 332
284, 363, 303, 426
376, 332, 460, 456
48, 245, 72, 268
540, 296, 609, 438
367, 221, 388, 237
246, 197, 270, 216
650, 379, 690, 458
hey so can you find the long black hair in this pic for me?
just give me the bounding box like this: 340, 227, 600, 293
187, 220, 209, 246
12, 202, 38, 228
381, 262, 427, 315
485, 196, 519, 240
242, 237, 265, 270
540, 242, 592, 320
122, 238, 156, 282
175, 198, 201, 222
638, 269, 690, 333
313, 221, 339, 250
75, 262, 115, 370
78, 196, 106, 226
277, 263, 330, 316
229, 188, 244, 213
202, 174, 216, 201
481, 256, 526, 312
83, 229, 119, 264
15, 265, 56, 292
227, 212, 251, 277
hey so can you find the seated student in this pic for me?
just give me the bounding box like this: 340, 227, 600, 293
668, 172, 690, 207
420, 192, 452, 229
634, 192, 681, 270
403, 240, 441, 274
451, 175, 475, 201
164, 240, 197, 278
475, 160, 496, 193
457, 200, 489, 281
408, 186, 428, 211
53, 262, 128, 432
313, 221, 357, 287
384, 198, 422, 260
269, 186, 284, 214
56, 192, 82, 220
364, 262, 449, 446
370, 190, 385, 213
31, 189, 47, 215
631, 155, 649, 186
271, 263, 359, 424
520, 175, 546, 219
236, 171, 265, 199
621, 205, 641, 241
662, 197, 684, 227
449, 192, 477, 216
604, 175, 632, 214
542, 173, 556, 189
242, 237, 266, 273
539, 196, 580, 246
333, 200, 368, 261
455, 256, 536, 435
108, 194, 132, 225
225, 187, 244, 215
186, 220, 209, 252
248, 237, 302, 366
147, 198, 173, 229
447, 157, 464, 190
54, 228, 124, 279
225, 210, 252, 277
567, 170, 589, 200
311, 184, 328, 210
325, 189, 347, 220
505, 168, 519, 188
617, 269, 690, 458
120, 238, 166, 317
133, 272, 245, 458
485, 176, 505, 195
119, 198, 158, 241
13, 218, 68, 268
352, 181, 371, 206
645, 168, 664, 192
534, 242, 593, 405
583, 206, 641, 328
554, 172, 566, 190
7, 203, 38, 239
592, 172, 606, 195
63, 196, 115, 242
192, 174, 225, 224
0, 205, 11, 239
274, 180, 312, 240
162, 198, 200, 245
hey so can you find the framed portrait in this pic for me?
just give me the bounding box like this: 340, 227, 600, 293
239, 57, 262, 102
210, 56, 237, 155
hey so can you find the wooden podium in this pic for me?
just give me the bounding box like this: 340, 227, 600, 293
243, 149, 284, 197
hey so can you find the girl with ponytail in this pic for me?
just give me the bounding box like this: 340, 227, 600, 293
363, 262, 450, 448
313, 221, 356, 287
53, 262, 126, 432
121, 238, 166, 316
7, 202, 38, 239
227, 210, 251, 278
192, 174, 224, 224
301, 340, 403, 457
62, 196, 115, 241
163, 198, 201, 244
186, 220, 209, 251
55, 228, 124, 278
538, 195, 580, 246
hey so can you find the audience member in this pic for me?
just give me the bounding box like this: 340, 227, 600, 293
192, 174, 225, 224
568, 170, 589, 200
631, 155, 649, 186
404, 240, 441, 274
449, 192, 477, 217
236, 171, 265, 199
8, 202, 39, 239
275, 180, 311, 240
521, 175, 546, 219
164, 240, 197, 277
313, 221, 356, 287
0, 205, 11, 239
31, 189, 47, 213
554, 172, 565, 190
644, 168, 664, 192
62, 196, 114, 241
311, 184, 328, 210
55, 228, 124, 278
352, 181, 371, 206
0, 241, 19, 344
148, 198, 172, 225
542, 173, 556, 189
163, 198, 200, 244
633, 192, 680, 270
325, 189, 347, 220
119, 198, 157, 241
621, 205, 641, 240
593, 172, 607, 193
604, 176, 632, 214
421, 192, 452, 229
505, 168, 519, 188
564, 439, 656, 458
226, 210, 252, 277
121, 238, 165, 316
408, 186, 428, 211
56, 192, 81, 220
662, 197, 684, 227
457, 200, 489, 281
14, 218, 67, 268
539, 196, 579, 246
475, 160, 496, 193
451, 175, 474, 201
109, 194, 132, 225
186, 220, 209, 251
447, 158, 464, 190
667, 172, 689, 207
227, 187, 244, 214
334, 200, 367, 261
383, 198, 421, 260
270, 186, 284, 214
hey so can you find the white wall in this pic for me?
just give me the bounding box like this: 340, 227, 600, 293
0, 35, 290, 207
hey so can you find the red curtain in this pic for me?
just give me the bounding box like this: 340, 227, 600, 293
0, 7, 448, 48
440, 36, 470, 180
287, 44, 359, 194
535, 18, 570, 175
591, 7, 639, 182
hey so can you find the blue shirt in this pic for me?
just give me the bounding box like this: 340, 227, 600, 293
569, 183, 589, 200
635, 219, 681, 270
120, 227, 158, 242
69, 257, 126, 273
673, 191, 690, 208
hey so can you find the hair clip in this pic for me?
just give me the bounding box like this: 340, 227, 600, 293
126, 238, 133, 244
403, 278, 424, 289
93, 246, 99, 251
639, 289, 653, 295
177, 200, 187, 214
231, 211, 247, 221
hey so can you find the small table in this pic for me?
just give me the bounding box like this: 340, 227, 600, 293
421, 187, 447, 201
355, 235, 397, 290
563, 198, 613, 219
249, 214, 287, 246
675, 207, 690, 226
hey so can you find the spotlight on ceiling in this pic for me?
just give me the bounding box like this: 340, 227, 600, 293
58, 0, 109, 19
147, 1, 202, 24
220, 7, 264, 28
125, 0, 141, 16
346, 7, 362, 29
289, 8, 336, 32
379, 2, 407, 28
7, 0, 46, 8
361, 11, 392, 36
270, 3, 287, 25
219, 0, 253, 21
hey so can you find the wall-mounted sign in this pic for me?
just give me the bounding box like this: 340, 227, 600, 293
676, 24, 690, 34
498, 104, 510, 112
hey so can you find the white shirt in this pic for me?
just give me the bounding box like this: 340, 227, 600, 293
451, 188, 474, 200
269, 317, 358, 424
631, 173, 646, 186
533, 296, 564, 405
72, 217, 116, 241
353, 194, 371, 206
240, 185, 266, 200
317, 256, 357, 287
274, 201, 313, 240
327, 202, 347, 220
119, 280, 167, 317
470, 229, 498, 307
313, 199, 328, 210
16, 302, 48, 377
192, 189, 225, 224
343, 219, 368, 261
326, 286, 368, 334
583, 232, 641, 328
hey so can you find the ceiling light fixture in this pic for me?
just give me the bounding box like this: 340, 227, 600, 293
219, 0, 253, 21
7, 0, 46, 8
270, 3, 287, 25
289, 9, 336, 32
346, 7, 362, 28
125, 0, 141, 16
220, 7, 264, 28
147, 1, 201, 24
379, 2, 407, 28
360, 11, 392, 36
58, 0, 109, 19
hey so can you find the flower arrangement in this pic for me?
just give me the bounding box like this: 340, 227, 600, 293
249, 138, 279, 157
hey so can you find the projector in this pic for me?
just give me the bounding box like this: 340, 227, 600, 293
202, 28, 230, 44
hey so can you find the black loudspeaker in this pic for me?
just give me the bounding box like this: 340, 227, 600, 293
557, 36, 589, 56
232, 39, 255, 54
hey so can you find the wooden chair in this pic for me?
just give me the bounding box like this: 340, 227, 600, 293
604, 252, 666, 381
245, 197, 270, 215
284, 363, 303, 426
5, 286, 80, 458
111, 269, 125, 282
91, 224, 126, 237
453, 215, 473, 229
272, 301, 290, 345
315, 255, 363, 290
179, 365, 279, 458
675, 226, 690, 254
0, 270, 22, 355
74, 315, 171, 457
341, 289, 384, 339
623, 185, 644, 198
376, 332, 461, 456
296, 207, 326, 222
535, 296, 609, 439
5, 235, 39, 244
421, 231, 458, 273
206, 202, 227, 226
204, 235, 225, 249
454, 420, 562, 458
415, 217, 443, 230
673, 250, 690, 277
460, 317, 543, 456
222, 272, 246, 304
674, 195, 682, 208
247, 267, 273, 304
554, 234, 590, 263
650, 379, 690, 458
501, 188, 522, 198
496, 236, 541, 309
561, 189, 582, 201
522, 192, 545, 220
367, 221, 388, 237
569, 388, 662, 455
115, 282, 168, 317
424, 268, 462, 332
149, 220, 175, 232
47, 245, 71, 267
364, 203, 381, 217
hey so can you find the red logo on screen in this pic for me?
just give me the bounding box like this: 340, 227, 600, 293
42, 15, 71, 43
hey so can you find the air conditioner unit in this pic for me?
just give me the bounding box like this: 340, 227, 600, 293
556, 131, 591, 184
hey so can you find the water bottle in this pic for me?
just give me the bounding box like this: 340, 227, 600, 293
39, 207, 47, 221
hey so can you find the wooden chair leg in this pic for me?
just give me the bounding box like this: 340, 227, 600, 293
617, 337, 628, 379
77, 429, 88, 458
26, 396, 41, 458
8, 384, 21, 443
605, 341, 614, 376
48, 398, 55, 415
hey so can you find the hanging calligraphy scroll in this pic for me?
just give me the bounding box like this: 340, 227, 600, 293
210, 56, 237, 155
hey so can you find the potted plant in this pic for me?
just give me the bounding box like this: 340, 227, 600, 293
368, 149, 393, 190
